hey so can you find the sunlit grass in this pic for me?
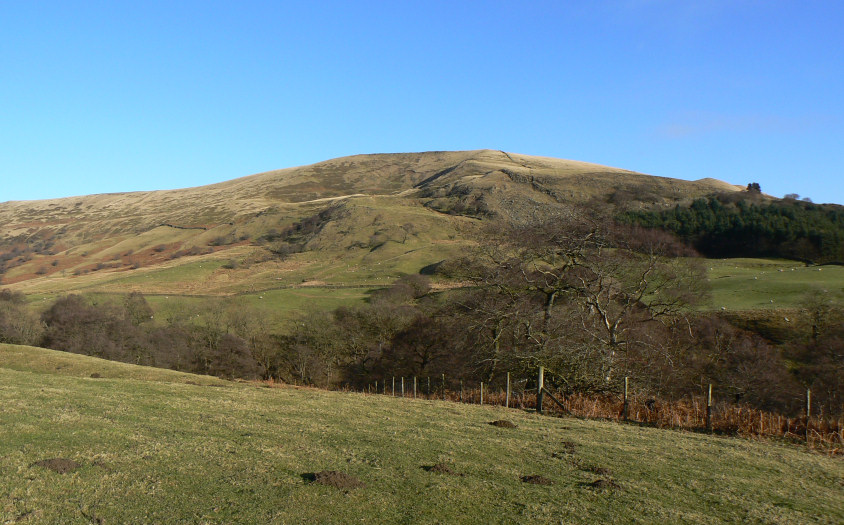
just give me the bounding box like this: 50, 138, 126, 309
705, 258, 844, 311
1, 345, 842, 524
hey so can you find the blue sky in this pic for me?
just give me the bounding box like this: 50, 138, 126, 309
2, 1, 842, 204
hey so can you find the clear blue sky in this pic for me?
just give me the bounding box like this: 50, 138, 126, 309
2, 1, 842, 204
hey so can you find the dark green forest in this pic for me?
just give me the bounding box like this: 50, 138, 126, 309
623, 196, 844, 263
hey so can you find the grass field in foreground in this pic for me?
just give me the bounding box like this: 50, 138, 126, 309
2, 345, 842, 524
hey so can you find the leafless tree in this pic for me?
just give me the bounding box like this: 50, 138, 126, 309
444, 212, 706, 394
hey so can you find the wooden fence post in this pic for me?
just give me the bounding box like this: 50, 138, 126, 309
413, 376, 417, 399
460, 380, 463, 402
427, 377, 431, 396
506, 372, 511, 409
537, 366, 545, 414
706, 384, 713, 433
392, 376, 395, 396
375, 380, 378, 395
806, 388, 811, 442
401, 377, 405, 397
480, 382, 484, 405
441, 374, 446, 401
622, 376, 629, 421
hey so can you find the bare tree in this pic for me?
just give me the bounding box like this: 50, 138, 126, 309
0, 289, 44, 346
445, 213, 705, 394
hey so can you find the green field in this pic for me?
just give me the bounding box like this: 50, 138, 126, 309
107, 259, 229, 286
2, 344, 841, 524
20, 256, 844, 334
145, 286, 374, 328
706, 258, 844, 311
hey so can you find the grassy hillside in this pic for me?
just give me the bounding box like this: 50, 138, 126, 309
707, 258, 844, 311
0, 150, 742, 298
1, 345, 841, 524
2, 149, 804, 325
0, 344, 225, 385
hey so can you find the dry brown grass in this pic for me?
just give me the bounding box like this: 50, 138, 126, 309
361, 384, 844, 454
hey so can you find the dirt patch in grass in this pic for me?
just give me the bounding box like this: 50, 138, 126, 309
90, 372, 101, 378
303, 471, 366, 490
489, 420, 517, 428
423, 463, 463, 476
521, 475, 553, 485
13, 510, 33, 522
587, 478, 620, 491
553, 441, 577, 459
31, 458, 81, 474
91, 459, 110, 470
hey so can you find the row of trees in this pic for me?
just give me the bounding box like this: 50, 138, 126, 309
623, 196, 844, 263
0, 290, 263, 379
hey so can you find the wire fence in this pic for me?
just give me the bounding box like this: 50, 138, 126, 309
325, 372, 844, 454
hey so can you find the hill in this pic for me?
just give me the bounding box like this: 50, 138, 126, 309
1, 150, 838, 410
1, 344, 841, 524
0, 150, 742, 298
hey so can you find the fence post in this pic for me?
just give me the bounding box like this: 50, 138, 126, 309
427, 376, 431, 396
442, 374, 446, 401
506, 372, 511, 409
706, 384, 713, 433
375, 380, 378, 395
392, 376, 395, 396
806, 388, 811, 442
460, 380, 463, 402
413, 376, 417, 399
401, 377, 405, 397
537, 366, 545, 414
622, 376, 629, 421
480, 382, 484, 405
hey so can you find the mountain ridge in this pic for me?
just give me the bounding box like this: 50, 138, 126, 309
1, 149, 741, 206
